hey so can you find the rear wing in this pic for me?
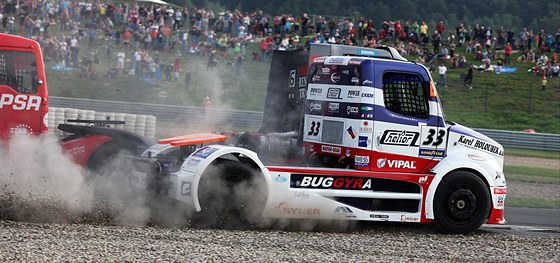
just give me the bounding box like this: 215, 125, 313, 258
158, 133, 226, 146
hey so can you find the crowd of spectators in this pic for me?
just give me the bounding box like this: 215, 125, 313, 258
1, 0, 559, 82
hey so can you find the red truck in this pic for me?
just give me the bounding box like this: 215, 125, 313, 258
0, 33, 150, 172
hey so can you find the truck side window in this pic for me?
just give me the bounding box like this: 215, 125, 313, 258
382, 72, 429, 119
0, 51, 38, 94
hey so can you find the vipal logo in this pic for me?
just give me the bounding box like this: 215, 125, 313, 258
377, 158, 387, 168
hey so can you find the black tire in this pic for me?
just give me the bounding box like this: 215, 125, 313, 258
87, 141, 139, 174
195, 160, 267, 228
433, 171, 491, 234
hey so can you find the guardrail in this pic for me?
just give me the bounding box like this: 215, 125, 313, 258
49, 97, 560, 151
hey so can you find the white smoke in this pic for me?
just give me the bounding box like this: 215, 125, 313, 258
0, 134, 93, 222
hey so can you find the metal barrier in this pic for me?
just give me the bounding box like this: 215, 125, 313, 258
475, 128, 560, 152
49, 97, 560, 151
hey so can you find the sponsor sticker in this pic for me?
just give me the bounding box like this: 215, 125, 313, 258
0, 94, 42, 111
418, 148, 446, 157
376, 158, 417, 169
192, 147, 219, 159
457, 135, 504, 156
358, 136, 368, 147
309, 87, 323, 96
321, 145, 341, 154
355, 155, 370, 167
274, 176, 288, 183
181, 181, 192, 196
497, 195, 505, 207
494, 187, 507, 195
347, 106, 359, 115
347, 90, 360, 98
294, 191, 310, 199
370, 214, 389, 219
334, 207, 357, 218
359, 50, 377, 56
276, 202, 320, 215
291, 174, 373, 190
359, 121, 373, 133
186, 158, 202, 166
327, 88, 342, 99
400, 214, 419, 222
328, 102, 340, 113
330, 73, 341, 83
310, 102, 322, 112
325, 57, 347, 64
380, 130, 420, 146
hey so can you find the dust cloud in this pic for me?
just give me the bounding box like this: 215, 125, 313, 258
0, 134, 93, 223
0, 134, 191, 227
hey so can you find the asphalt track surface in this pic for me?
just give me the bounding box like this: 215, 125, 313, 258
504, 206, 560, 229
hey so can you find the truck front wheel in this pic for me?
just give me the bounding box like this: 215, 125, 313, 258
195, 160, 267, 228
433, 171, 491, 234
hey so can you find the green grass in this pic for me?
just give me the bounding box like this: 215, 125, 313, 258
505, 165, 560, 184
506, 197, 560, 209
504, 148, 560, 159
505, 166, 560, 178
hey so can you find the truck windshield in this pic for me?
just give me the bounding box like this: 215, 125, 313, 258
0, 50, 39, 94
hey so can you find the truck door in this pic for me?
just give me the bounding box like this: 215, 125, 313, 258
371, 61, 445, 173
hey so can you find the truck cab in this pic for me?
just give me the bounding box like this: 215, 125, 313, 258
304, 54, 446, 174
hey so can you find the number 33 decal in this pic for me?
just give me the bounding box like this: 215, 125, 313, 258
308, 121, 321, 136
422, 128, 446, 146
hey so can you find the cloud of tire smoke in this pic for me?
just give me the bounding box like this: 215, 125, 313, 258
0, 134, 192, 227
0, 135, 93, 223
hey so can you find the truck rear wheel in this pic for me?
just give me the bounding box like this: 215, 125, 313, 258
433, 171, 490, 234
195, 160, 267, 228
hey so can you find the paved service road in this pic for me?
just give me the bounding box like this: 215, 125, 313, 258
505, 206, 560, 228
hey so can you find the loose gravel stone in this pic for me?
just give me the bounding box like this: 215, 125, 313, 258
0, 220, 558, 262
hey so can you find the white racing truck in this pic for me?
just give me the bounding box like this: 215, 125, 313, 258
132, 44, 507, 234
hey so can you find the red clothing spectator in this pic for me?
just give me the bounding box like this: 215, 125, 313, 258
122, 30, 132, 44
437, 21, 445, 34
504, 43, 513, 64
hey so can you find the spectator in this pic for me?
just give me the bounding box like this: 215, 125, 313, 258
541, 76, 547, 90
436, 21, 445, 34
117, 49, 125, 72
438, 62, 447, 87
464, 64, 474, 90
504, 42, 512, 64
432, 31, 441, 54
204, 97, 212, 108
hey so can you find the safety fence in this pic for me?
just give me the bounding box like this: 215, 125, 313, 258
49, 97, 560, 151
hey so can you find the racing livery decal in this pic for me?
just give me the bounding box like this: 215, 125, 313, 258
291, 174, 373, 190
380, 130, 420, 146
456, 135, 504, 156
